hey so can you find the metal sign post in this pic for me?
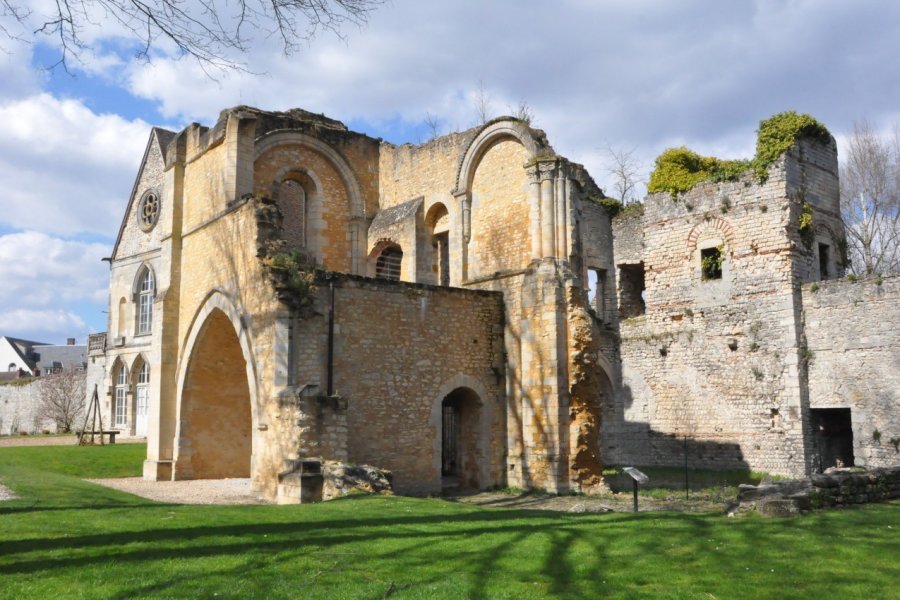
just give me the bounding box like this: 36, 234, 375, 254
623, 467, 649, 513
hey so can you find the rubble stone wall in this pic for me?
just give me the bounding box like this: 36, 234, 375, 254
803, 275, 900, 468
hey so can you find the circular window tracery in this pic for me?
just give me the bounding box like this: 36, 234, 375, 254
138, 190, 160, 231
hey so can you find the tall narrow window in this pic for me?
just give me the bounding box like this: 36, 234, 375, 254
137, 269, 154, 335
587, 268, 607, 318
818, 243, 830, 280
618, 263, 646, 318
375, 245, 403, 281
279, 179, 307, 248
135, 362, 150, 436
114, 366, 128, 428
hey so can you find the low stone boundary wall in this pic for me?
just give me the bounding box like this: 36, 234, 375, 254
733, 467, 900, 516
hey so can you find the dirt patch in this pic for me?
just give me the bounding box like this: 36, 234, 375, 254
446, 490, 728, 513
86, 477, 272, 505
0, 483, 17, 501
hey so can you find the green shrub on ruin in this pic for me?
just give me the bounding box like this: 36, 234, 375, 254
647, 147, 750, 198
647, 111, 833, 197
752, 111, 832, 182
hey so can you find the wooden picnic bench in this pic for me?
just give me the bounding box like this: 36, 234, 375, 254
78, 430, 119, 445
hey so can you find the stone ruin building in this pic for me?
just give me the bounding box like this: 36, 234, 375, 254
85, 106, 899, 502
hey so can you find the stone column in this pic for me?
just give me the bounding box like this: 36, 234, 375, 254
539, 161, 557, 259
555, 162, 567, 260
527, 164, 542, 261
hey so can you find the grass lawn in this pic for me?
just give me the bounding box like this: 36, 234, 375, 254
0, 445, 897, 599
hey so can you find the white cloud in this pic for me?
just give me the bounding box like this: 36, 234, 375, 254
115, 0, 900, 197
0, 93, 150, 235
0, 231, 108, 304
0, 309, 86, 340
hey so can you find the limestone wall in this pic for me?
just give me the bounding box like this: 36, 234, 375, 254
289, 274, 506, 495
114, 130, 171, 260
803, 275, 900, 468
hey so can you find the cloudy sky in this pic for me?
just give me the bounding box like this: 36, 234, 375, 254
0, 0, 898, 344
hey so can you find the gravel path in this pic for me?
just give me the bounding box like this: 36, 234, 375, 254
0, 435, 144, 447
86, 477, 272, 505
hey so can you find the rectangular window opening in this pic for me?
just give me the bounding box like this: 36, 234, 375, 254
618, 263, 646, 319
701, 247, 723, 281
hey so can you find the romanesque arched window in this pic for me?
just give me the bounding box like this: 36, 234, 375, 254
375, 244, 403, 281
136, 267, 154, 335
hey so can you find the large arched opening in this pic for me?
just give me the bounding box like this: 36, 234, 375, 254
440, 387, 483, 489
177, 308, 252, 479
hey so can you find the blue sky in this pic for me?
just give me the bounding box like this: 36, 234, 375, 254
1, 0, 900, 343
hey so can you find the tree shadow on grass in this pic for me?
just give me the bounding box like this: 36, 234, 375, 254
1, 496, 896, 599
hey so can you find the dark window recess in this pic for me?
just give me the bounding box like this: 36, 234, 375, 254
375, 245, 403, 281
618, 263, 646, 319
818, 243, 830, 280
435, 232, 450, 286
701, 247, 723, 280
810, 408, 854, 472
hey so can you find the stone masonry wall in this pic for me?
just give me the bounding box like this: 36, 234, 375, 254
803, 275, 900, 468
605, 142, 841, 478
289, 274, 505, 495
0, 380, 54, 435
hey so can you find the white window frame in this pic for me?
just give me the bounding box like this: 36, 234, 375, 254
137, 269, 154, 335
114, 366, 128, 427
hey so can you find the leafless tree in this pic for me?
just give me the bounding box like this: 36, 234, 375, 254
509, 100, 534, 126
39, 368, 86, 433
423, 112, 441, 141
840, 120, 900, 275
603, 143, 643, 205
473, 80, 493, 126
0, 0, 385, 72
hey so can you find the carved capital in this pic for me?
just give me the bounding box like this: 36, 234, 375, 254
538, 160, 557, 181
526, 164, 541, 183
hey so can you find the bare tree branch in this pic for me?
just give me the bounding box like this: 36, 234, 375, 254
840, 120, 900, 275
473, 79, 492, 126
1, 0, 386, 73
603, 143, 643, 205
39, 368, 86, 433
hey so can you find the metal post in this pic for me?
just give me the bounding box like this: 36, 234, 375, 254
633, 478, 639, 513
684, 436, 689, 499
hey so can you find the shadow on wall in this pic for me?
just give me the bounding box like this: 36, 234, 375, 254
608, 382, 750, 474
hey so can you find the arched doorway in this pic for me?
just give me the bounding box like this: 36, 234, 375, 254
441, 387, 482, 489
178, 308, 252, 479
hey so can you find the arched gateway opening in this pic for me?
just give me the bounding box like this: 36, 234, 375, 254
178, 308, 252, 479
441, 387, 483, 489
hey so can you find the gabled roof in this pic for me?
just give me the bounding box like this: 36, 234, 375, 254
1, 336, 51, 370
110, 127, 177, 260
